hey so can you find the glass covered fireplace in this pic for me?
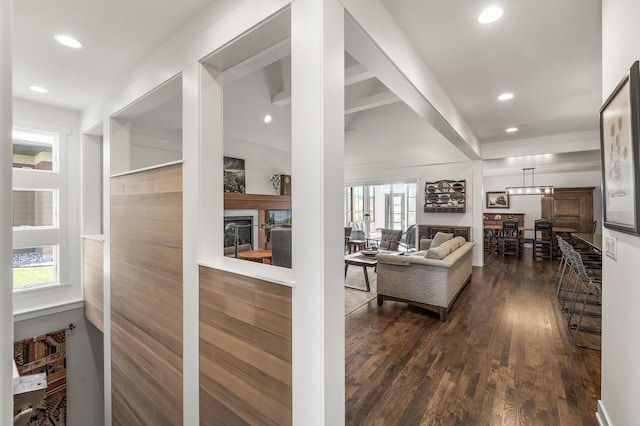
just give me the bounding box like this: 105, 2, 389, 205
224, 216, 253, 248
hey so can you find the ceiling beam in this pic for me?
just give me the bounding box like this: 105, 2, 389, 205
272, 89, 292, 106
272, 63, 376, 106
344, 90, 400, 114
222, 38, 291, 85
344, 64, 373, 85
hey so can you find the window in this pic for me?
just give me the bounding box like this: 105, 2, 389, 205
12, 246, 58, 288
12, 127, 62, 290
12, 127, 57, 171
348, 186, 365, 222
13, 190, 57, 227
345, 182, 417, 237
368, 186, 376, 222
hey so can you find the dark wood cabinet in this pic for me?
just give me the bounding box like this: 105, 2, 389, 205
541, 187, 595, 233
418, 224, 471, 242
483, 213, 525, 227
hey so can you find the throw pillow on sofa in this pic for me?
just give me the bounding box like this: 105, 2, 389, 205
425, 244, 452, 259
430, 232, 453, 248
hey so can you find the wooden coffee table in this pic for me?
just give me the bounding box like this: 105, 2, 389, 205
238, 249, 273, 263
344, 252, 378, 292
347, 239, 366, 254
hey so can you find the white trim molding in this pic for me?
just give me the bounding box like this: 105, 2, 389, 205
596, 400, 612, 426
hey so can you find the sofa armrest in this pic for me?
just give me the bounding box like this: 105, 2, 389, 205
376, 253, 412, 266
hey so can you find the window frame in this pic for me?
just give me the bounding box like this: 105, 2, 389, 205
11, 126, 67, 293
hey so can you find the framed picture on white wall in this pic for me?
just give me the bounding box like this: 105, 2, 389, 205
600, 60, 640, 236
486, 191, 510, 209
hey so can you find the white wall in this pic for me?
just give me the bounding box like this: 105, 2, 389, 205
344, 102, 469, 172
224, 137, 291, 195
599, 1, 640, 425
83, 134, 103, 236
130, 126, 182, 170
15, 308, 104, 426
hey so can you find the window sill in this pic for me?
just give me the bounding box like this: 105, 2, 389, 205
13, 280, 70, 294
198, 257, 295, 287
13, 298, 84, 322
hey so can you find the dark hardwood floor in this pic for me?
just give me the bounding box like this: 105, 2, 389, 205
345, 248, 601, 425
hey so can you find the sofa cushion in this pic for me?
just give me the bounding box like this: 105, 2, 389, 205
451, 236, 466, 249
425, 237, 464, 260
425, 244, 452, 259
431, 232, 454, 248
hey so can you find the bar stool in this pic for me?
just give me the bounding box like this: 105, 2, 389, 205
565, 250, 602, 350
556, 237, 602, 309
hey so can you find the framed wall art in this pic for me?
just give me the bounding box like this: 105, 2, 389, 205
486, 191, 510, 209
223, 156, 246, 193
600, 60, 640, 235
424, 179, 466, 213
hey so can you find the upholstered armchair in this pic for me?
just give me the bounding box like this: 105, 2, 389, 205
378, 229, 403, 250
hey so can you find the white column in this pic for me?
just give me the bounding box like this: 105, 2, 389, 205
199, 63, 224, 260
109, 118, 131, 175
0, 0, 13, 422
182, 62, 200, 425
102, 117, 113, 425
472, 160, 484, 266
291, 0, 345, 424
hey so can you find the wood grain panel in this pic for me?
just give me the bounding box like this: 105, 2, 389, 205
199, 266, 292, 426
111, 163, 183, 425
223, 193, 291, 210
83, 237, 104, 332
541, 187, 594, 233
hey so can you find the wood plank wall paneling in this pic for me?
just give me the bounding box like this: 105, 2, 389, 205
110, 163, 183, 425
199, 266, 292, 425
83, 237, 104, 332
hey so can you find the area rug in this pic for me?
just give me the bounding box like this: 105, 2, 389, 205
14, 329, 67, 426
345, 265, 377, 316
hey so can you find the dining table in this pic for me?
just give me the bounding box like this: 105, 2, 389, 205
483, 225, 577, 256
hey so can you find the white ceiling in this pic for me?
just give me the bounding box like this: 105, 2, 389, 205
11, 0, 603, 172
12, 0, 232, 111
379, 0, 602, 144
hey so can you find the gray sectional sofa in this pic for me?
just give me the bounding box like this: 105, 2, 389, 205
376, 235, 474, 321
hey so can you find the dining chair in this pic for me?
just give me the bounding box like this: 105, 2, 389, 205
533, 219, 553, 261
499, 219, 522, 257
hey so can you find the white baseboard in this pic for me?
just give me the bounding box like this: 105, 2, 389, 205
596, 400, 611, 426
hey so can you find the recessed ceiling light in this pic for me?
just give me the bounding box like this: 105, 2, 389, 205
478, 6, 504, 24
506, 127, 518, 133
263, 114, 272, 124
498, 92, 514, 101
29, 86, 48, 94
53, 34, 82, 49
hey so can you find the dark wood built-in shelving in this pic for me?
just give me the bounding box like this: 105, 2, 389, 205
424, 179, 466, 213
